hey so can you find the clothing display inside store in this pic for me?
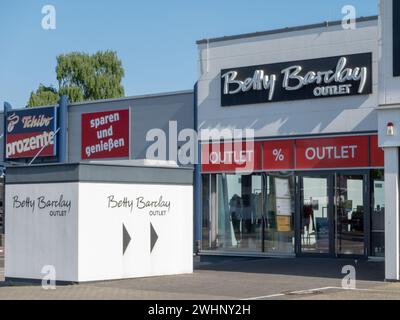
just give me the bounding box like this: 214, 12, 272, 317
202, 173, 295, 255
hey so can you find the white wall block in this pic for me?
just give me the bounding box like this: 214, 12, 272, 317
5, 181, 193, 283
77, 182, 193, 282
378, 0, 400, 281
5, 183, 79, 282
384, 147, 400, 281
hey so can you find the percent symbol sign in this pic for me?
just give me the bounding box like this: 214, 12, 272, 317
273, 149, 285, 162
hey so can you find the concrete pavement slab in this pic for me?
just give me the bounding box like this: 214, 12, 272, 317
0, 257, 395, 300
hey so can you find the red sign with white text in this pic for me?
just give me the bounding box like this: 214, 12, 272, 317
370, 135, 384, 167
201, 135, 383, 173
201, 142, 262, 173
5, 107, 57, 159
296, 136, 369, 169
82, 109, 130, 160
263, 140, 295, 170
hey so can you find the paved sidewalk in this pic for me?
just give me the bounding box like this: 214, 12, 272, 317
0, 257, 398, 300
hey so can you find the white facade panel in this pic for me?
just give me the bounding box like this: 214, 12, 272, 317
197, 20, 379, 140
5, 183, 79, 282
379, 0, 400, 105
384, 147, 400, 281
5, 181, 193, 283
78, 182, 193, 282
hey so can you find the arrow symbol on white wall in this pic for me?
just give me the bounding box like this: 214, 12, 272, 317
123, 224, 131, 255
150, 223, 158, 253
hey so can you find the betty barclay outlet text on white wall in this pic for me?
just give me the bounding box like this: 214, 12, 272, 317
107, 195, 171, 216
11, 195, 72, 216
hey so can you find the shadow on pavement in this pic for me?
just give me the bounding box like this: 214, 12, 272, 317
195, 256, 385, 282
0, 255, 386, 287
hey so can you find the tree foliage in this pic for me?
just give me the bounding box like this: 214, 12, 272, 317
27, 85, 59, 107
28, 51, 125, 107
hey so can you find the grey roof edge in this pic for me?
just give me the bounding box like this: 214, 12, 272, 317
5, 162, 194, 185
69, 89, 194, 107
4, 162, 194, 171
196, 15, 378, 45
2, 89, 194, 111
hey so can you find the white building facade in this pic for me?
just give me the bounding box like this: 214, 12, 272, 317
197, 12, 392, 277
377, 0, 400, 281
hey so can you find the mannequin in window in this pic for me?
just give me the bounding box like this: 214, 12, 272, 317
302, 199, 315, 233
229, 194, 242, 243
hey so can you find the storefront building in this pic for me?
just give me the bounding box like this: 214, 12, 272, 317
377, 0, 400, 281
3, 0, 400, 282
0, 90, 194, 255
196, 16, 385, 260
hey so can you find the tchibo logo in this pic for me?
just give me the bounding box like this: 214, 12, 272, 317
5, 107, 57, 160
7, 113, 54, 133
7, 113, 20, 133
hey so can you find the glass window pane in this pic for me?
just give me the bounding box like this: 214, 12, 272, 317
264, 173, 295, 255
371, 232, 385, 257
371, 170, 385, 257
336, 175, 365, 256
210, 173, 263, 252
372, 170, 385, 231
0, 178, 3, 250
201, 175, 211, 250
301, 177, 330, 254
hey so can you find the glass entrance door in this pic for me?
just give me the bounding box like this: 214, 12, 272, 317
300, 175, 333, 255
335, 174, 367, 256
298, 172, 368, 257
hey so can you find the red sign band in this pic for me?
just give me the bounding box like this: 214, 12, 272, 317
202, 135, 383, 173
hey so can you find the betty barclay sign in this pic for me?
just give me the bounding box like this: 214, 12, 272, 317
11, 194, 72, 217
107, 194, 171, 216
221, 53, 372, 107
81, 109, 130, 160
6, 107, 57, 159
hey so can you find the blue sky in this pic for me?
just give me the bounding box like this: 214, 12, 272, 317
0, 0, 377, 109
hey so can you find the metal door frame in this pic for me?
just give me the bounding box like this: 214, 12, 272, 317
296, 172, 335, 257
334, 170, 370, 259
296, 170, 370, 259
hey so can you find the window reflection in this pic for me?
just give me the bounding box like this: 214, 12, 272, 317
201, 170, 385, 258
215, 174, 263, 252
371, 170, 385, 257
301, 177, 330, 254
202, 173, 295, 255
264, 173, 295, 254
336, 175, 365, 256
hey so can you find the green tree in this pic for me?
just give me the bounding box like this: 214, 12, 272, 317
28, 84, 59, 107
28, 51, 125, 107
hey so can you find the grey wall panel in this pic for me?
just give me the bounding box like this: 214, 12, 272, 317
5, 164, 80, 184
67, 91, 194, 164
1, 91, 193, 166
131, 93, 194, 161
5, 163, 193, 185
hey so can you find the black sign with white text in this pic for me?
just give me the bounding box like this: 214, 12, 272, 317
221, 53, 372, 107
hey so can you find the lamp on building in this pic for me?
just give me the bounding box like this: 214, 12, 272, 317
387, 122, 395, 136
